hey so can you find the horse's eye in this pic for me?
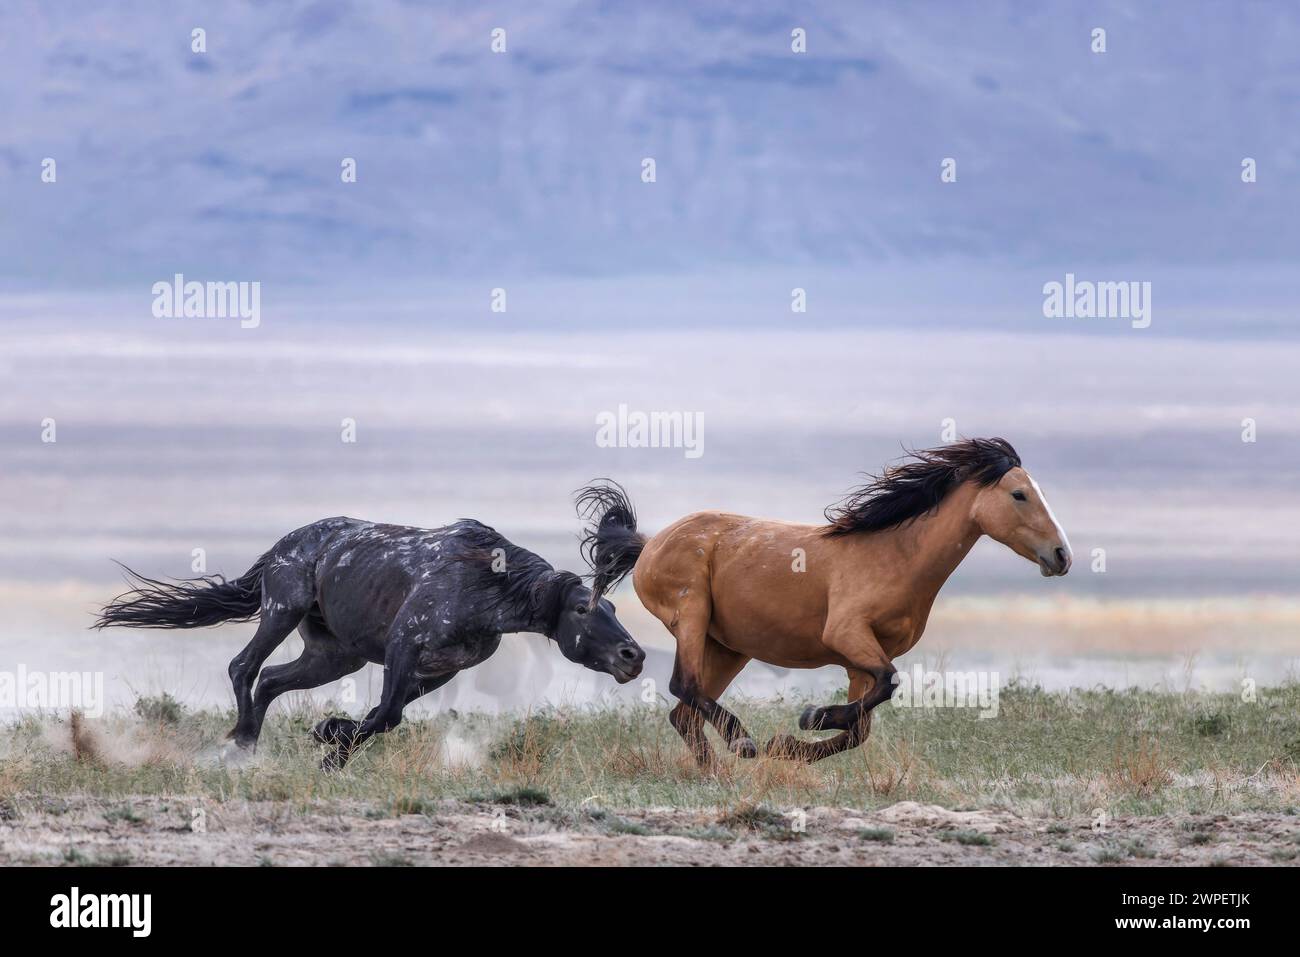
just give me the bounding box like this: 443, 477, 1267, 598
575, 604, 589, 616
1011, 490, 1027, 502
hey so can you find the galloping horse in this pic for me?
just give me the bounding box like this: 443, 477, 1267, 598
97, 517, 644, 769
576, 438, 1071, 766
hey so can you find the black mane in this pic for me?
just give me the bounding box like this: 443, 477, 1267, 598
447, 520, 580, 631
823, 437, 1021, 536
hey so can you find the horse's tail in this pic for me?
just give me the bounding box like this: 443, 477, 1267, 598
575, 479, 646, 603
94, 555, 268, 630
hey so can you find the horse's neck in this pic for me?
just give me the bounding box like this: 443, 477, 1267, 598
888, 482, 982, 609
500, 563, 565, 637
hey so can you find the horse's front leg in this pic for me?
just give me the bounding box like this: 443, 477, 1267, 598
320, 631, 425, 771
669, 635, 755, 768
312, 672, 456, 751
797, 665, 893, 733
765, 625, 897, 763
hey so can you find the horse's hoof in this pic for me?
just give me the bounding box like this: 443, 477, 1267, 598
218, 739, 255, 766
729, 736, 758, 759
310, 718, 335, 744
312, 716, 357, 746
798, 705, 820, 731
224, 726, 257, 748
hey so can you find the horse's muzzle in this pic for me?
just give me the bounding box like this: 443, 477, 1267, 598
1038, 546, 1072, 576
606, 643, 645, 683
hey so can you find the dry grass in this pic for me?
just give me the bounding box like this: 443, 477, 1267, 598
1, 683, 1299, 821
1108, 737, 1176, 796
863, 731, 926, 797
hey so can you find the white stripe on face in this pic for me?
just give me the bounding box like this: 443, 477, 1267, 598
1028, 474, 1072, 558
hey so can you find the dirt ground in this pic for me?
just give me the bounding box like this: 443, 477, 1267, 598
3, 796, 1297, 866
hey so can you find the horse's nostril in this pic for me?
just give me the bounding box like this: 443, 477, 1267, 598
619, 645, 641, 662
1054, 547, 1069, 568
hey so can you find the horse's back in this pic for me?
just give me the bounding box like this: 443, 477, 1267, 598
272, 517, 495, 561
635, 511, 833, 665
268, 516, 367, 560
300, 518, 499, 655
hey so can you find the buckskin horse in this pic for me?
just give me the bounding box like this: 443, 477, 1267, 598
576, 438, 1070, 767
96, 517, 645, 769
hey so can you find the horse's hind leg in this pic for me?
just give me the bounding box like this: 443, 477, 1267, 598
697, 639, 756, 756
247, 616, 365, 745
669, 636, 755, 766
227, 611, 304, 748
226, 564, 314, 748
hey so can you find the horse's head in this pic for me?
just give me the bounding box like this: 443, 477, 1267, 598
552, 581, 645, 683
972, 466, 1072, 576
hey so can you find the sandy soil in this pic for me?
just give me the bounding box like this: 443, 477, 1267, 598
3, 797, 1296, 866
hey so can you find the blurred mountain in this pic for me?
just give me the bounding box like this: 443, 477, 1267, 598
2, 0, 1297, 292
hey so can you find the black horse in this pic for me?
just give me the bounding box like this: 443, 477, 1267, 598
96, 516, 645, 769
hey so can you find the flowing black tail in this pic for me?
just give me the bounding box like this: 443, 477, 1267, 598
94, 556, 268, 630
575, 479, 646, 603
